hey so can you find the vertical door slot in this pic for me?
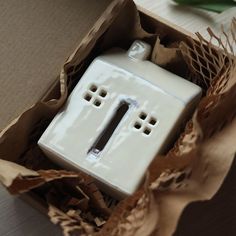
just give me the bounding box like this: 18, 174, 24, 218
89, 101, 130, 154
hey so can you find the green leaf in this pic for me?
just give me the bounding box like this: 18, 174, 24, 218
195, 3, 235, 13
174, 0, 234, 4
173, 0, 236, 13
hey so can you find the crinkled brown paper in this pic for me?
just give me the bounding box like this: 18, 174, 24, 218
0, 1, 235, 235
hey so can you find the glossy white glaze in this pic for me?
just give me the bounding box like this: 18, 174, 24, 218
38, 41, 202, 198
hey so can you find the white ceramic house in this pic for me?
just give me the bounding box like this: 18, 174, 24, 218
38, 41, 202, 198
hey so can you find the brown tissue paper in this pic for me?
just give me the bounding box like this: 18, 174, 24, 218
0, 1, 236, 235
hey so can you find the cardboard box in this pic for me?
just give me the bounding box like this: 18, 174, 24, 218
1, 0, 236, 235
0, 0, 111, 130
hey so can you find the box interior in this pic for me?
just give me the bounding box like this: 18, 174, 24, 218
1, 0, 199, 206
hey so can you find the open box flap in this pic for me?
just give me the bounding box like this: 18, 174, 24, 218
0, 0, 113, 129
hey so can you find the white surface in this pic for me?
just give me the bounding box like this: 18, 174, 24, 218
1, 1, 234, 235
136, 0, 236, 52
39, 41, 201, 198
135, 0, 236, 38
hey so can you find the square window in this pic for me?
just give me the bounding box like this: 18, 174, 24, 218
99, 89, 107, 98
134, 122, 142, 130
94, 99, 101, 107
139, 112, 147, 120
90, 84, 98, 92
84, 93, 92, 102
143, 127, 151, 135
149, 117, 157, 126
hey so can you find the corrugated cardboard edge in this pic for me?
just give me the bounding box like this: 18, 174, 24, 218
63, 0, 130, 71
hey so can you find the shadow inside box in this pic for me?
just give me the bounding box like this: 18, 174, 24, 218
174, 155, 236, 236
